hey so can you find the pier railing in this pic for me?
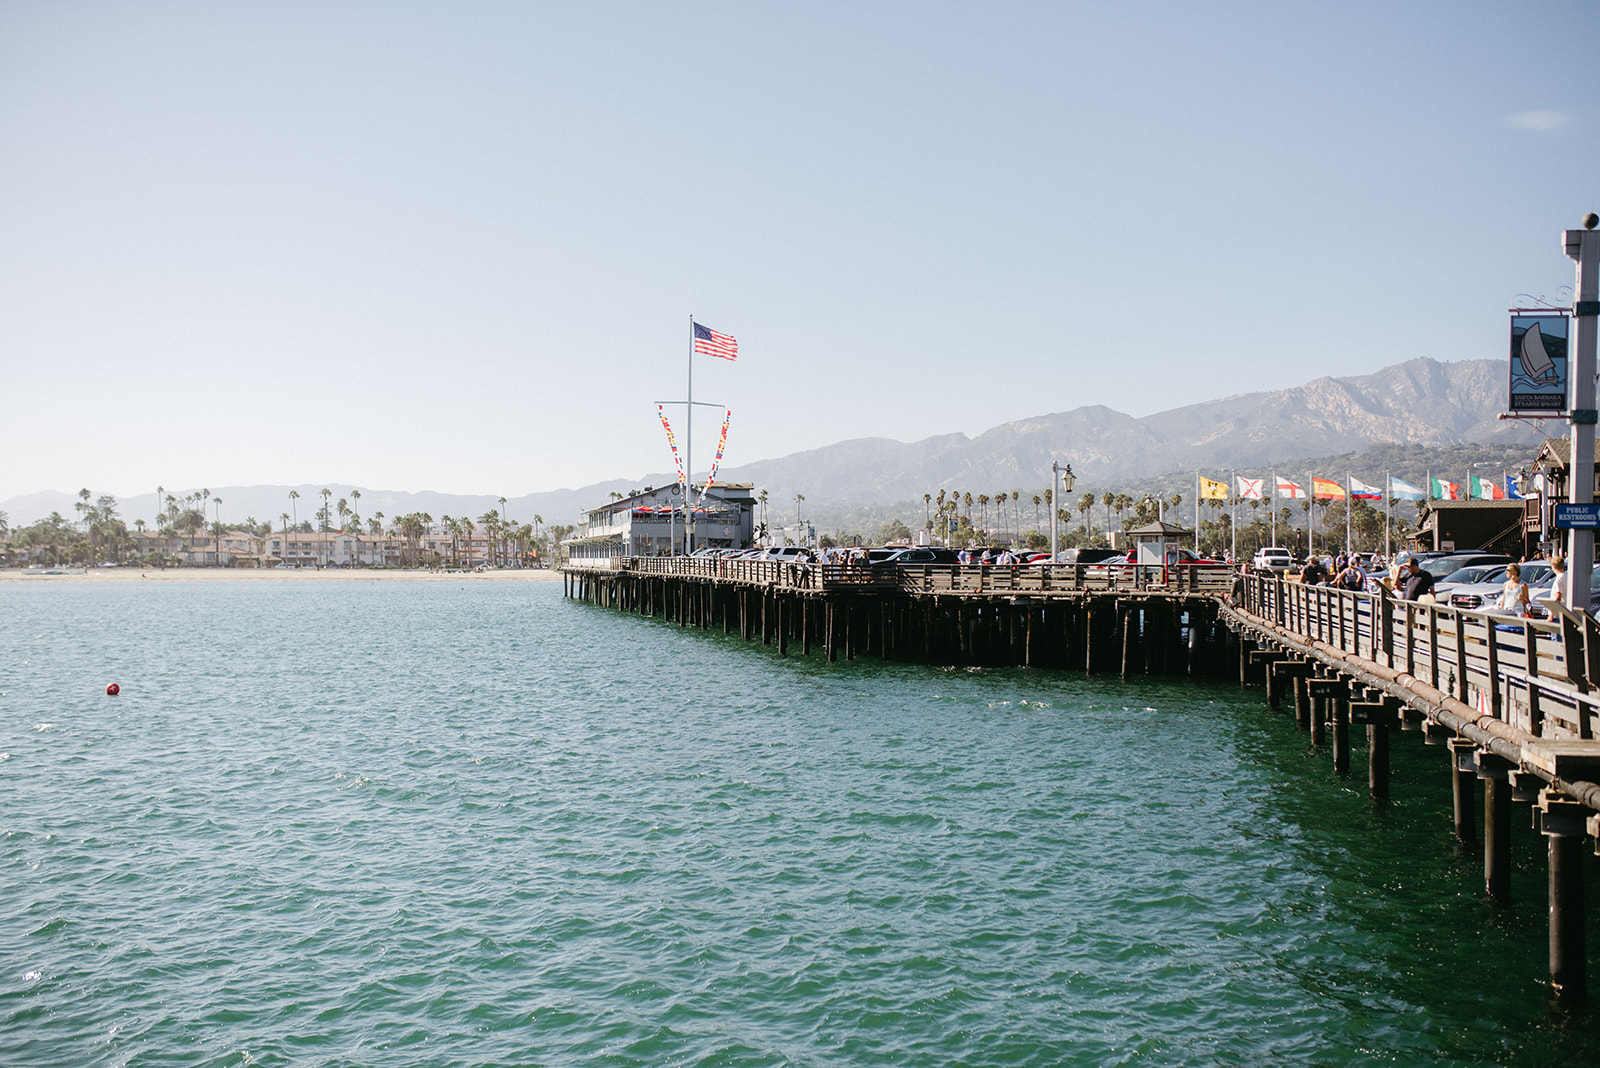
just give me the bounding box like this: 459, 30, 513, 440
561, 555, 1236, 596
1237, 572, 1600, 742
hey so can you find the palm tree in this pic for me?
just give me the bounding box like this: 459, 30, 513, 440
461, 515, 476, 566
349, 489, 361, 528
1079, 493, 1093, 538
486, 511, 505, 566
1102, 491, 1114, 535
977, 494, 990, 536
288, 490, 300, 532
922, 493, 932, 532
1032, 494, 1042, 531
337, 498, 350, 531
319, 488, 333, 532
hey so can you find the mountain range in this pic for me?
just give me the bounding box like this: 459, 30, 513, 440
2, 357, 1546, 531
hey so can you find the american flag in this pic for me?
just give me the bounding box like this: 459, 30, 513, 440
693, 321, 738, 361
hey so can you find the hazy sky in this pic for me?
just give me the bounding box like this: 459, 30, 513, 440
3, 1, 1596, 503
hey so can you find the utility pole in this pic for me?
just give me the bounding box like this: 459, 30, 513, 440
1565, 215, 1599, 613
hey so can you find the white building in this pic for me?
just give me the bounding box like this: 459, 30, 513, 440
564, 483, 756, 564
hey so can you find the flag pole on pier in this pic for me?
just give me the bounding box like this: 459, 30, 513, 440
1270, 471, 1277, 548
1385, 473, 1392, 561
1345, 472, 1352, 559
687, 315, 694, 554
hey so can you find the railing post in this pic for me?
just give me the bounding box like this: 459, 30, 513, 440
1379, 586, 1394, 668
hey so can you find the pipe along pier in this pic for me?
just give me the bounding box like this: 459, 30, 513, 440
561, 555, 1600, 997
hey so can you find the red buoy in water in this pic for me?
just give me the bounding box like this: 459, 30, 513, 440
105, 683, 120, 696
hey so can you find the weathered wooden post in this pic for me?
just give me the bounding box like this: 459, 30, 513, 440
1450, 739, 1478, 846
1331, 692, 1350, 774
1478, 752, 1513, 903
1537, 790, 1588, 997
1350, 696, 1392, 799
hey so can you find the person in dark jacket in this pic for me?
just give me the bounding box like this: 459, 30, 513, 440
1401, 557, 1436, 601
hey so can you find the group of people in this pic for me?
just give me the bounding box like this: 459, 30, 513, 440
955, 548, 1021, 565
1291, 550, 1569, 617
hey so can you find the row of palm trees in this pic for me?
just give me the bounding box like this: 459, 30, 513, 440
918, 487, 1180, 544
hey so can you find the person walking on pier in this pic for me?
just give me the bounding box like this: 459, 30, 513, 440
1400, 557, 1435, 601
1547, 556, 1568, 609
1495, 562, 1532, 617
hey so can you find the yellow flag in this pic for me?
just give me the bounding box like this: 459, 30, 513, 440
1199, 475, 1228, 500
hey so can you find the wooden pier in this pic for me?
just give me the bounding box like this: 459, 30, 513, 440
559, 555, 1600, 997
561, 555, 1235, 676
1226, 572, 1600, 998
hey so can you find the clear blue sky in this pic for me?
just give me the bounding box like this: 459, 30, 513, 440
3, 1, 1596, 503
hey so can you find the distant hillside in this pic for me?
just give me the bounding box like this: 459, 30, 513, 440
713, 357, 1538, 508
1, 357, 1546, 529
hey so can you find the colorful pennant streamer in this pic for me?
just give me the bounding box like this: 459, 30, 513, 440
693, 410, 733, 508
656, 404, 687, 495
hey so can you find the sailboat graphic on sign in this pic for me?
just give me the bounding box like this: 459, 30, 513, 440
1519, 320, 1558, 382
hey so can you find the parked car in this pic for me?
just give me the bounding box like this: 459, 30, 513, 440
1055, 547, 1124, 565
1414, 553, 1512, 580
1252, 547, 1294, 571
1433, 563, 1510, 595
879, 547, 961, 565
1090, 547, 1217, 580
1448, 562, 1555, 611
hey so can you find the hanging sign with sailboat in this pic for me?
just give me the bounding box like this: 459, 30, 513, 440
1509, 312, 1569, 411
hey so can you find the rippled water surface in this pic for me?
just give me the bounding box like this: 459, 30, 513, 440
3, 579, 1599, 1066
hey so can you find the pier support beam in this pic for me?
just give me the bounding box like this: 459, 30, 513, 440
1350, 699, 1394, 801
1538, 790, 1588, 998
1451, 739, 1478, 847
1480, 755, 1512, 903
1331, 694, 1350, 775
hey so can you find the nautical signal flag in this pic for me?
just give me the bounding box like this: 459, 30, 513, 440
1430, 477, 1462, 500
1236, 476, 1264, 500
1472, 476, 1506, 500
1506, 476, 1526, 500
693, 321, 738, 361
1311, 477, 1345, 500
1275, 476, 1305, 499
1350, 477, 1383, 500
1199, 475, 1228, 500
1390, 477, 1426, 501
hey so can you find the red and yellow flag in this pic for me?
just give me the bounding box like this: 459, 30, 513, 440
1311, 477, 1345, 500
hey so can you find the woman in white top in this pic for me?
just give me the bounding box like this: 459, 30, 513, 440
1496, 562, 1531, 617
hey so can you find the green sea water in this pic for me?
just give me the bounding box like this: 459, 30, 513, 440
2, 579, 1598, 1067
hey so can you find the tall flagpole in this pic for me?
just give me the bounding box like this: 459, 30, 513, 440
1307, 470, 1314, 558
1345, 471, 1352, 559
1194, 470, 1200, 551
1385, 472, 1392, 561
1271, 471, 1278, 548
1230, 470, 1237, 563
686, 315, 694, 555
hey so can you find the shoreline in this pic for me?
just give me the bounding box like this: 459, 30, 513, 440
0, 567, 561, 583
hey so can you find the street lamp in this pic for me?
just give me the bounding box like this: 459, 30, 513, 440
1050, 462, 1075, 559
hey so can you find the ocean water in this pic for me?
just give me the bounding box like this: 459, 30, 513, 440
2, 579, 1598, 1067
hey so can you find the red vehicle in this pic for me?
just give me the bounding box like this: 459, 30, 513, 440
1091, 546, 1219, 583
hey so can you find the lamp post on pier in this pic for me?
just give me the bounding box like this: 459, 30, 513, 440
1564, 215, 1599, 615
1050, 462, 1075, 560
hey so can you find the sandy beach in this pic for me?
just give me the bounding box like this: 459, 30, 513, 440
0, 567, 561, 583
